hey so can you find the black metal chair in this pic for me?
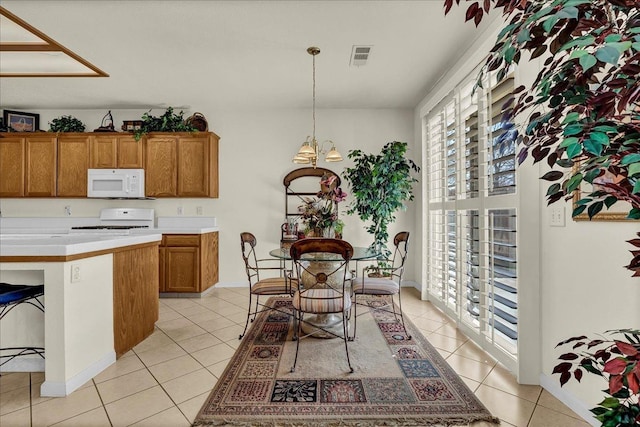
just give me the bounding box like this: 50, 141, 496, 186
239, 232, 297, 340
350, 231, 411, 341
0, 283, 45, 367
290, 238, 354, 373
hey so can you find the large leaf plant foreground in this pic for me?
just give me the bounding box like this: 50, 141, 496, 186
445, 1, 640, 426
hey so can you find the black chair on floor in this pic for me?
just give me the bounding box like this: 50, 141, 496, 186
0, 283, 45, 367
239, 232, 297, 340
290, 238, 354, 373
350, 231, 411, 341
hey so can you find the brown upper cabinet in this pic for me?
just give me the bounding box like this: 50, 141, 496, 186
0, 131, 219, 199
0, 134, 59, 197
90, 134, 143, 169
145, 132, 219, 198
57, 134, 90, 197
0, 136, 25, 197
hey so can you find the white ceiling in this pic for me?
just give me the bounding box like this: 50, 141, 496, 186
0, 1, 500, 111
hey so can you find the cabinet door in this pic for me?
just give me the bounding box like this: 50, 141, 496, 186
145, 136, 177, 197
117, 136, 143, 169
25, 136, 57, 197
159, 247, 166, 292
90, 136, 117, 168
0, 136, 25, 197
177, 135, 209, 197
91, 135, 143, 169
200, 232, 219, 293
57, 135, 90, 197
164, 246, 199, 292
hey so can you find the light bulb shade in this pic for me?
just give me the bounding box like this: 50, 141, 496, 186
297, 142, 316, 158
325, 146, 343, 162
293, 153, 311, 164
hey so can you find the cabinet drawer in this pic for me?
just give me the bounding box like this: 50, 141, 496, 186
163, 235, 200, 247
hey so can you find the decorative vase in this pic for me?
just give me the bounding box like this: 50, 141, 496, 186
322, 227, 335, 238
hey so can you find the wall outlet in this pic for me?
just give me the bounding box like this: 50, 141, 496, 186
71, 264, 81, 283
64, 205, 72, 216
550, 206, 565, 227
177, 206, 184, 216
196, 206, 203, 216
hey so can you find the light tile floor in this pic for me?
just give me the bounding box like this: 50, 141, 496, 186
0, 287, 591, 427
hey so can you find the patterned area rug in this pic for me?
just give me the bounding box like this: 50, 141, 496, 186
193, 297, 499, 426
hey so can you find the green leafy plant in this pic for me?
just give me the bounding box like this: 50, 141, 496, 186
553, 330, 640, 426
48, 115, 86, 132
445, 0, 640, 270
343, 141, 420, 260
133, 107, 197, 141
445, 2, 640, 425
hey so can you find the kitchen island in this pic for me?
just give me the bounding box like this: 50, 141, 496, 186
0, 232, 162, 397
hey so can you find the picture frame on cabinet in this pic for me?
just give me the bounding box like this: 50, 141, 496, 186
3, 110, 39, 132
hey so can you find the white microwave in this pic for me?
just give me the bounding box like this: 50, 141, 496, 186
87, 169, 145, 198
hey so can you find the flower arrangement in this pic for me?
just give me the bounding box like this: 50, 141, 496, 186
298, 174, 347, 237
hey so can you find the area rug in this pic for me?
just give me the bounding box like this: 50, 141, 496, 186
193, 297, 499, 426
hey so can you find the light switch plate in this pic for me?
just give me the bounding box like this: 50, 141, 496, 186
550, 206, 565, 227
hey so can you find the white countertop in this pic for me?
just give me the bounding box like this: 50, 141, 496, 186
0, 216, 218, 257
0, 233, 163, 257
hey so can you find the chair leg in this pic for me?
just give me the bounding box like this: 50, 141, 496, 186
290, 311, 302, 373
342, 310, 354, 373
349, 294, 358, 341
395, 291, 411, 340
239, 293, 255, 340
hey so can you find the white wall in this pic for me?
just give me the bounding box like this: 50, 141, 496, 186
414, 16, 640, 418
0, 107, 419, 285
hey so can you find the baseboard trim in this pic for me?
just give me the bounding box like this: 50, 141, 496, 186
539, 373, 598, 426
40, 350, 116, 397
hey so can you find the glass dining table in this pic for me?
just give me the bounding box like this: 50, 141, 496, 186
269, 244, 380, 338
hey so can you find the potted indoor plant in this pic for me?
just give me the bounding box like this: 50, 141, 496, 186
343, 141, 420, 263
445, 1, 640, 425
49, 115, 86, 132
133, 106, 198, 141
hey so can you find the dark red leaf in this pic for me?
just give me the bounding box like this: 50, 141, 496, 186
558, 353, 579, 360
483, 0, 490, 13
560, 370, 571, 386
465, 2, 479, 23
474, 8, 483, 26
444, 0, 454, 15
628, 371, 640, 394
609, 374, 624, 394
604, 358, 627, 375
541, 171, 564, 181
615, 341, 639, 356
574, 369, 583, 382
531, 45, 547, 59
553, 362, 572, 374
557, 335, 588, 346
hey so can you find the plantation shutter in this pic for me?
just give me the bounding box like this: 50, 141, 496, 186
487, 76, 516, 196
424, 70, 520, 368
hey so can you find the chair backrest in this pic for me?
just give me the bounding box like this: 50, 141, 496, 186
391, 231, 410, 276
290, 238, 353, 294
240, 232, 259, 281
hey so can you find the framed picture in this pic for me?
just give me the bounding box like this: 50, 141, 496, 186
3, 110, 39, 132
572, 166, 637, 222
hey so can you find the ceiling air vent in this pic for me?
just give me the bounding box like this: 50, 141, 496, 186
350, 45, 372, 67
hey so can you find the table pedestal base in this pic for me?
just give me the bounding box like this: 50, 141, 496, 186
300, 313, 349, 339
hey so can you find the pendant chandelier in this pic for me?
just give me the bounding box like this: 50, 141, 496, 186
293, 46, 343, 168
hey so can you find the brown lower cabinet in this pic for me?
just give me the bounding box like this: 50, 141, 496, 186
159, 232, 218, 293
113, 242, 160, 357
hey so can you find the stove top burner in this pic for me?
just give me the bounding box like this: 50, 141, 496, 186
71, 225, 150, 230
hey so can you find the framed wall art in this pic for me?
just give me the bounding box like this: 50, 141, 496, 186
572, 166, 637, 222
3, 110, 40, 132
